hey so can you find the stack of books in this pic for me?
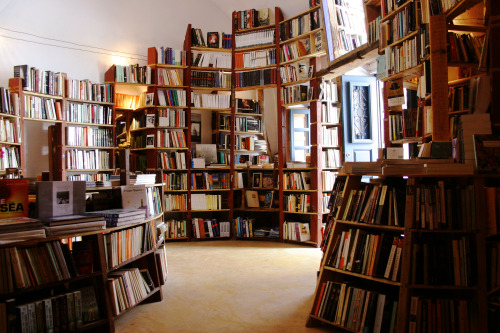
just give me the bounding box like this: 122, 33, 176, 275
42, 215, 106, 236
86, 209, 146, 227
0, 217, 46, 242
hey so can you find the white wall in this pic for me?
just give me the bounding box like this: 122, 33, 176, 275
0, 0, 309, 177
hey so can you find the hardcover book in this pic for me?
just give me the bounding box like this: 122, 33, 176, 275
120, 185, 149, 217
0, 179, 29, 218
207, 32, 219, 48
37, 181, 86, 219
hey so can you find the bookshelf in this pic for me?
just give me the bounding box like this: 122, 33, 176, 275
0, 86, 22, 178
306, 173, 488, 332
277, 4, 326, 247
0, 217, 165, 332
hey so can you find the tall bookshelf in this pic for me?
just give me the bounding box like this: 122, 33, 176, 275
231, 7, 282, 241
0, 85, 23, 178
277, 4, 326, 246
186, 24, 234, 241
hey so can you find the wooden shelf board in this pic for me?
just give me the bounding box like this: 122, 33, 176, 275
384, 30, 420, 50
317, 42, 379, 78
163, 189, 188, 192
279, 5, 321, 24
23, 117, 62, 123
336, 220, 405, 232
234, 112, 263, 117
22, 91, 64, 99
156, 147, 189, 151
156, 126, 188, 130
447, 24, 487, 32
234, 44, 276, 52
153, 64, 188, 69
235, 24, 276, 34
283, 211, 316, 215
280, 77, 315, 87
190, 66, 232, 72
190, 86, 231, 91
324, 266, 402, 286
380, 0, 414, 23
107, 249, 155, 272
156, 105, 188, 109
155, 85, 188, 89
190, 46, 232, 53
0, 113, 20, 119
446, 0, 483, 22
283, 239, 319, 247
379, 64, 423, 82
112, 82, 155, 87
280, 50, 326, 65
66, 121, 113, 127
447, 62, 479, 68
282, 99, 318, 108
0, 141, 21, 146
234, 64, 277, 71
164, 210, 189, 213
165, 237, 189, 241
66, 98, 114, 106
449, 110, 470, 115
283, 189, 317, 193
235, 84, 277, 91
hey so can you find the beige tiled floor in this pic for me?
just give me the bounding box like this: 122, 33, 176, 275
114, 240, 333, 333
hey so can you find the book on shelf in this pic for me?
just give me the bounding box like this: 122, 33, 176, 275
120, 185, 149, 218
207, 32, 220, 48
86, 208, 146, 227
195, 144, 218, 164
245, 190, 260, 208
0, 179, 28, 218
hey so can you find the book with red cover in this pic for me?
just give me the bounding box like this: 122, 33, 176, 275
0, 179, 29, 218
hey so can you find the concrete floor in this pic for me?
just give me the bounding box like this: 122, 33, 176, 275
114, 240, 333, 333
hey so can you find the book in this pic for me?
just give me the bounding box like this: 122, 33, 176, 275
121, 185, 149, 218
245, 190, 260, 208
195, 144, 218, 164
207, 32, 219, 48
0, 179, 29, 218
36, 181, 86, 219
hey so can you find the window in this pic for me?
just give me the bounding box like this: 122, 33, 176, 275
290, 109, 310, 162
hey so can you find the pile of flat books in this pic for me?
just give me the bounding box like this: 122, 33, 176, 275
86, 209, 146, 228
0, 217, 46, 242
268, 228, 280, 238
133, 174, 157, 185
42, 214, 106, 236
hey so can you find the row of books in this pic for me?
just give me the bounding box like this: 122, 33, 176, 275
158, 151, 187, 169
367, 16, 381, 44
234, 217, 254, 237
65, 149, 110, 170
66, 79, 113, 103
191, 193, 225, 210
233, 8, 273, 30
164, 194, 187, 212
67, 173, 110, 182
447, 32, 484, 64
234, 49, 276, 69
66, 126, 113, 147
108, 267, 156, 315
388, 113, 404, 141
408, 296, 471, 333
284, 193, 311, 213
165, 219, 187, 238
190, 71, 232, 89
12, 288, 99, 333
114, 64, 152, 84
145, 186, 163, 217
43, 215, 106, 237
322, 126, 339, 146
322, 148, 342, 169
14, 65, 65, 96
157, 89, 187, 107
342, 182, 406, 226
102, 222, 154, 268
235, 28, 275, 49
279, 62, 313, 84
283, 171, 311, 191
191, 28, 232, 49
225, 115, 261, 133
278, 9, 321, 41
236, 98, 261, 113
191, 218, 230, 238
23, 95, 62, 120
314, 282, 397, 333
191, 51, 232, 69
163, 172, 188, 191
156, 68, 183, 86
411, 236, 474, 286
0, 117, 21, 144
334, 26, 364, 56
191, 172, 230, 190
155, 46, 187, 66
379, 1, 418, 48
335, 6, 364, 33
330, 229, 403, 281
158, 108, 186, 127
322, 192, 331, 214
65, 102, 113, 125
283, 221, 310, 242
0, 240, 84, 292
322, 171, 337, 199
379, 35, 420, 78
280, 85, 314, 105
409, 180, 476, 230
192, 93, 230, 109
280, 38, 311, 63
130, 114, 155, 130
156, 129, 188, 148
0, 87, 19, 115
381, 0, 408, 17
234, 68, 277, 88
319, 80, 339, 103
0, 146, 20, 170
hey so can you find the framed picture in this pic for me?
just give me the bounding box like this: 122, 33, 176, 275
252, 173, 262, 188
145, 93, 154, 106
261, 173, 274, 189
473, 134, 500, 173
307, 87, 314, 101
